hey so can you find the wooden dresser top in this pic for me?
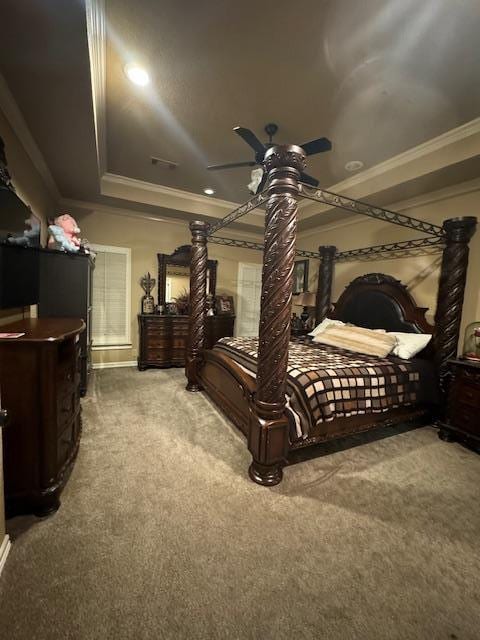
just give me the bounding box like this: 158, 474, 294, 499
0, 318, 85, 343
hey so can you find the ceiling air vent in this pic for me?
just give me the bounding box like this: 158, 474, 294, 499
151, 156, 178, 170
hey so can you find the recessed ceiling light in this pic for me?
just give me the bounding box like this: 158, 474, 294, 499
124, 63, 150, 87
203, 187, 215, 195
345, 160, 364, 172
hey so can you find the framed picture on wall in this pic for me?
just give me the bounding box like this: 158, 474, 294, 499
216, 295, 235, 316
293, 260, 309, 295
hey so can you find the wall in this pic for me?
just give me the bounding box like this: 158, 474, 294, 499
298, 186, 480, 345
77, 210, 262, 365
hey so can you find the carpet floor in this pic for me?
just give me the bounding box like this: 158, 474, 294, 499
0, 367, 479, 640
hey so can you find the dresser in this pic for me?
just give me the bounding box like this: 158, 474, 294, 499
0, 318, 85, 516
438, 359, 480, 451
138, 314, 235, 369
38, 250, 94, 396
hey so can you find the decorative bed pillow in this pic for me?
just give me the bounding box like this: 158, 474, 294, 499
313, 325, 397, 357
308, 317, 345, 337
388, 332, 432, 359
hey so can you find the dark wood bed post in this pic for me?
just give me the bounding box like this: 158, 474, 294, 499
248, 145, 306, 486
434, 216, 477, 398
185, 220, 210, 392
315, 245, 337, 324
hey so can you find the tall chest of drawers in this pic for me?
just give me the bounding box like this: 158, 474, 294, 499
438, 359, 480, 451
138, 314, 235, 370
38, 250, 94, 396
0, 318, 85, 516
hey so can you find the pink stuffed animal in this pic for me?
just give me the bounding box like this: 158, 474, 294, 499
48, 214, 81, 252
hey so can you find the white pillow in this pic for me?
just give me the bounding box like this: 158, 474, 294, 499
308, 317, 345, 337
388, 332, 432, 359
313, 325, 397, 357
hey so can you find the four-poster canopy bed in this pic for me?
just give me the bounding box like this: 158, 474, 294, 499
184, 143, 477, 486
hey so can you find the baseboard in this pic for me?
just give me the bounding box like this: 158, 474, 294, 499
0, 534, 11, 577
92, 360, 137, 370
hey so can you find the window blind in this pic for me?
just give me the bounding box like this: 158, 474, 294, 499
91, 245, 131, 346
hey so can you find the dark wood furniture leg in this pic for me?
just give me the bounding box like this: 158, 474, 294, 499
248, 145, 306, 486
186, 220, 209, 392
434, 216, 477, 401
315, 245, 336, 324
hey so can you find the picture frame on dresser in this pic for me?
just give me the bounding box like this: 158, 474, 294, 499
216, 295, 234, 316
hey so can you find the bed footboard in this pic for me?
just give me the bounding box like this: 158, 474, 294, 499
198, 349, 256, 437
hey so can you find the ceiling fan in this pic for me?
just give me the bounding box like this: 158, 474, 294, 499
207, 123, 332, 193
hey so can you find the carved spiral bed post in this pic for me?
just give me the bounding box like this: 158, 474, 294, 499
434, 216, 477, 400
185, 220, 209, 392
248, 145, 306, 486
315, 245, 336, 324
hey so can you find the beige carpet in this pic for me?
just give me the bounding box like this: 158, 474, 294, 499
0, 367, 479, 640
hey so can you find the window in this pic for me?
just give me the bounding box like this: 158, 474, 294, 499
91, 244, 131, 347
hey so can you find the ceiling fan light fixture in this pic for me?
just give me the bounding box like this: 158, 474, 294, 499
203, 187, 215, 195
124, 63, 150, 87
345, 160, 364, 172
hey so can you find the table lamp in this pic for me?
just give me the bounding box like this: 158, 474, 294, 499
294, 291, 316, 327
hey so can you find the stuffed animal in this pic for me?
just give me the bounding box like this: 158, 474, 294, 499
48, 213, 81, 253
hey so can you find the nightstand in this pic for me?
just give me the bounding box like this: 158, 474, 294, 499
438, 358, 480, 451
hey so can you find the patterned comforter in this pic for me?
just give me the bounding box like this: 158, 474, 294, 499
213, 336, 434, 441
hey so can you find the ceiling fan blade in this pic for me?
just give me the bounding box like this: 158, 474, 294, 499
207, 160, 257, 171
301, 137, 332, 156
233, 126, 266, 154
300, 172, 319, 187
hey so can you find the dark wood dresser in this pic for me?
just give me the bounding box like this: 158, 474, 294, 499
0, 318, 85, 516
438, 359, 480, 451
138, 314, 235, 370
38, 250, 94, 396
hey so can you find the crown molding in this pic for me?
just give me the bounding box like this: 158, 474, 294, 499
298, 116, 480, 217
59, 196, 265, 239
388, 176, 480, 213
296, 174, 480, 241
100, 172, 264, 224
85, 0, 107, 177
60, 196, 189, 227
0, 72, 60, 201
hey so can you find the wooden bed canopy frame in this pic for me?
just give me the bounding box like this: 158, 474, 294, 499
183, 144, 477, 486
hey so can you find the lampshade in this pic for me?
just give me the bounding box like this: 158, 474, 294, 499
294, 291, 316, 307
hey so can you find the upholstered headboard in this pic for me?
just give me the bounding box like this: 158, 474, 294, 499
330, 273, 433, 335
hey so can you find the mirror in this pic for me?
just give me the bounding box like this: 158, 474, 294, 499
166, 264, 190, 302
158, 245, 217, 313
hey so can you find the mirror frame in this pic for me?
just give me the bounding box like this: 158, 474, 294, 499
157, 245, 217, 307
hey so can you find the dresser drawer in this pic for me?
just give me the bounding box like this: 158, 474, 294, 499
145, 323, 170, 337
57, 419, 74, 469
451, 403, 479, 436
172, 335, 187, 349
455, 381, 480, 409
145, 335, 170, 349
145, 347, 171, 364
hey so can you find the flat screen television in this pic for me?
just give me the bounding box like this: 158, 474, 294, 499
0, 243, 39, 309
0, 136, 41, 309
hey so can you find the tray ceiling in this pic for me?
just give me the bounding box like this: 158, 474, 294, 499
0, 0, 479, 232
